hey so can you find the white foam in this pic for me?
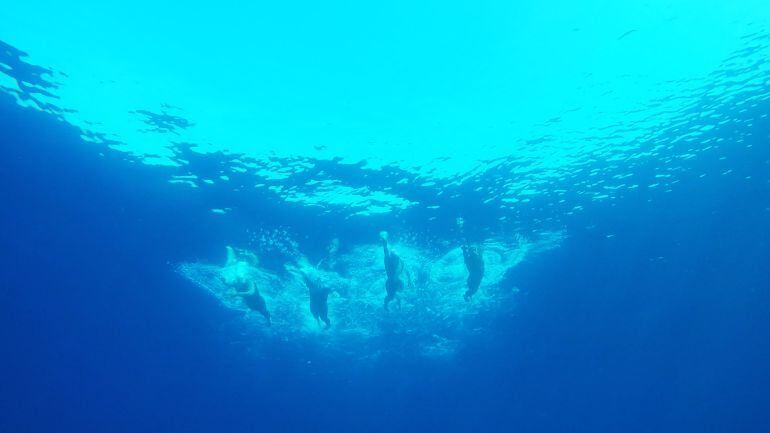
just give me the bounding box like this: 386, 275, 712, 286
177, 231, 563, 359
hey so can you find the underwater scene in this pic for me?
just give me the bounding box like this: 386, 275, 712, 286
1, 1, 769, 432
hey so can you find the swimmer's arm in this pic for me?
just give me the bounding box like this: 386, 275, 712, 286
483, 242, 505, 254
225, 246, 237, 267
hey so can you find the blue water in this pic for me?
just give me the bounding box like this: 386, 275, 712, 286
2, 4, 770, 432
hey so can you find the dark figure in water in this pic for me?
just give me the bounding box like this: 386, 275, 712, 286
231, 278, 271, 326
302, 271, 332, 329
380, 231, 405, 311
462, 244, 484, 301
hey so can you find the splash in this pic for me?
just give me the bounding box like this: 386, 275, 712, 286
177, 231, 563, 359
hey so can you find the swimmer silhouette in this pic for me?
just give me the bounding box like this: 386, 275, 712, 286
230, 277, 271, 326
305, 272, 332, 329
462, 244, 484, 301
290, 259, 337, 329
222, 246, 271, 326
380, 231, 405, 311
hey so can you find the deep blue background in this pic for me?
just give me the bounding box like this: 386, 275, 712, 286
1, 92, 769, 433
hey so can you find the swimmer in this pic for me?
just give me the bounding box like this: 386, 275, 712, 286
380, 231, 405, 311
305, 272, 332, 329
229, 276, 271, 326
462, 244, 484, 301
222, 246, 271, 326
290, 262, 337, 329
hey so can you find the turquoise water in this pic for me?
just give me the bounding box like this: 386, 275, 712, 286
3, 2, 769, 197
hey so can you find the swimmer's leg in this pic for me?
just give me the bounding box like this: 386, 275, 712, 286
255, 295, 272, 326
262, 310, 272, 327
394, 278, 404, 310
319, 303, 330, 329
384, 279, 396, 311
310, 302, 320, 324
320, 315, 331, 329
464, 274, 482, 302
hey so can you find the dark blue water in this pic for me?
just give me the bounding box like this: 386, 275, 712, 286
1, 87, 769, 433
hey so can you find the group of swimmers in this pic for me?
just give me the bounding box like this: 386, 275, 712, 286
222, 231, 485, 329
